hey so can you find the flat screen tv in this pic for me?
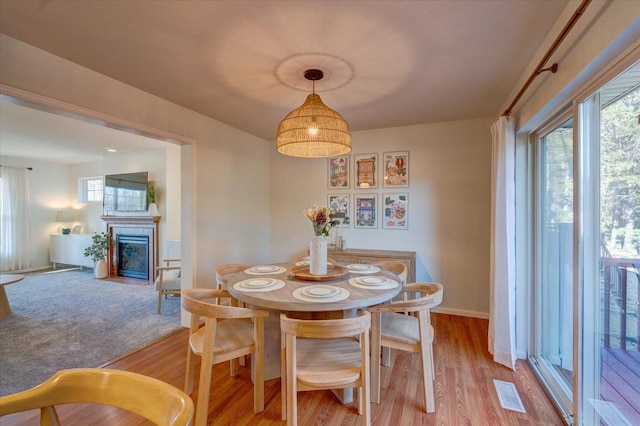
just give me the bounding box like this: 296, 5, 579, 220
103, 171, 148, 213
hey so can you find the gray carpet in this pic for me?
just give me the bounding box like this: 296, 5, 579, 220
0, 269, 182, 396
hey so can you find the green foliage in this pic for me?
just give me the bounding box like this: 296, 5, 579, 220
83, 232, 112, 262
543, 123, 573, 224
544, 87, 639, 255
147, 184, 156, 204
601, 88, 640, 254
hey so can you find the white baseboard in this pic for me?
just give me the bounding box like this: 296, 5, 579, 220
432, 306, 489, 319
5, 265, 52, 274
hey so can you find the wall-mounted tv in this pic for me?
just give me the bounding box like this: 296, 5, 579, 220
103, 171, 148, 213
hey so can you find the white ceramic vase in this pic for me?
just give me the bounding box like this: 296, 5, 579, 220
309, 235, 328, 275
148, 203, 159, 216
94, 259, 108, 279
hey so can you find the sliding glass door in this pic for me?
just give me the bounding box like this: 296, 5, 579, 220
576, 62, 639, 426
531, 59, 639, 426
531, 116, 575, 422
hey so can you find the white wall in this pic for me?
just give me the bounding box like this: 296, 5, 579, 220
69, 160, 104, 234
164, 145, 181, 241
0, 156, 71, 270
270, 117, 493, 317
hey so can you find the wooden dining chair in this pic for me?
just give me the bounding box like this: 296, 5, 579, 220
372, 260, 408, 364
368, 282, 443, 413
372, 260, 407, 285
155, 257, 182, 314
182, 288, 268, 426
0, 368, 194, 425
214, 263, 251, 289
280, 310, 371, 426
214, 263, 252, 366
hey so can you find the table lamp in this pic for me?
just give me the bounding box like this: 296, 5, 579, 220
55, 210, 75, 234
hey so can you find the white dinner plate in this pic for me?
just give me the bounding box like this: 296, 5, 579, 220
250, 265, 280, 273
294, 260, 310, 266
301, 285, 340, 298
348, 264, 373, 271
240, 278, 275, 289
356, 276, 389, 286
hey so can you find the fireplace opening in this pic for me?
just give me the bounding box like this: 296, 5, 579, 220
117, 235, 149, 280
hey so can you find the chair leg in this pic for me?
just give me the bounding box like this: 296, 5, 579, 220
156, 284, 163, 314
429, 326, 436, 380
286, 334, 297, 426
418, 314, 435, 413
195, 322, 216, 426
184, 346, 197, 395
254, 318, 265, 413
185, 316, 201, 395
370, 312, 382, 404
194, 363, 213, 426
382, 347, 391, 366
281, 326, 287, 421
230, 358, 239, 376
41, 406, 60, 425
427, 311, 435, 377
361, 330, 371, 426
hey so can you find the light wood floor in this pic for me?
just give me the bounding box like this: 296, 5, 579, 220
1, 314, 563, 425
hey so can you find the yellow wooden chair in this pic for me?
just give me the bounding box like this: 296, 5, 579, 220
182, 288, 268, 426
280, 310, 371, 426
0, 368, 194, 425
368, 282, 443, 413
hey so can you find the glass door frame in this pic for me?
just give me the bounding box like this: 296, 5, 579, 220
525, 44, 640, 426
573, 49, 640, 426
529, 111, 575, 425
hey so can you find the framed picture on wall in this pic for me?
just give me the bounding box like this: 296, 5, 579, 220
354, 153, 378, 189
327, 155, 350, 189
354, 194, 378, 229
383, 151, 409, 188
328, 194, 350, 227
382, 193, 408, 230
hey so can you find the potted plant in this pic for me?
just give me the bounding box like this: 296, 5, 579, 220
147, 183, 159, 216
83, 232, 111, 279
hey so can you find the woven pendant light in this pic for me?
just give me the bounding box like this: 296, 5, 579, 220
276, 69, 351, 158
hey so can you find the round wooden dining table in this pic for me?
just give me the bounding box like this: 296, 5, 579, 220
0, 274, 25, 318
226, 262, 402, 382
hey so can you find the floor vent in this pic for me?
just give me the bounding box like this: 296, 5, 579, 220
493, 379, 526, 413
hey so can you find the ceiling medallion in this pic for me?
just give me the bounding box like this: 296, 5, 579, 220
276, 69, 352, 158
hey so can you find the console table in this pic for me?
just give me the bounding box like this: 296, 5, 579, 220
50, 234, 94, 269
327, 248, 416, 283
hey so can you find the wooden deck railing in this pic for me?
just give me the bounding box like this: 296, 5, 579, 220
602, 257, 640, 351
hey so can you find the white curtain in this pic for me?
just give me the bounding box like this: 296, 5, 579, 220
0, 166, 31, 271
489, 116, 517, 370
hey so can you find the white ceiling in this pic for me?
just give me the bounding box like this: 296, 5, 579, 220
0, 0, 569, 162
0, 101, 176, 164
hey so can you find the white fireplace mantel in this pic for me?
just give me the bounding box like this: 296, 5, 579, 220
101, 215, 160, 281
